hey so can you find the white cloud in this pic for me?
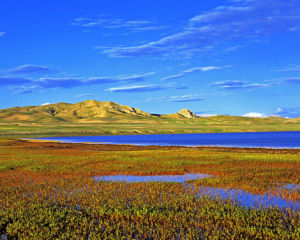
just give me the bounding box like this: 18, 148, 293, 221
163, 65, 232, 80
145, 94, 204, 102
71, 16, 167, 32
242, 112, 265, 118
197, 113, 217, 117
106, 83, 174, 93
6, 64, 52, 74
41, 103, 51, 106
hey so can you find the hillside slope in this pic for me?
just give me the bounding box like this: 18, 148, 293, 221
0, 100, 152, 123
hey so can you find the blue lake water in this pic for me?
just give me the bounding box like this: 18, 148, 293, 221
37, 131, 300, 148
94, 174, 300, 211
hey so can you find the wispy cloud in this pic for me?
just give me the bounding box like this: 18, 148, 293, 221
2, 72, 154, 94
37, 78, 84, 89
71, 16, 167, 32
281, 78, 300, 84
37, 73, 155, 88
100, 0, 300, 57
145, 94, 204, 102
222, 83, 275, 90
223, 45, 242, 53
211, 80, 277, 90
106, 83, 174, 93
85, 72, 155, 85
0, 32, 5, 37
75, 93, 96, 98
273, 107, 300, 118
210, 80, 247, 87
0, 77, 32, 86
163, 65, 232, 81
6, 64, 52, 74
12, 86, 39, 94
273, 77, 300, 84
212, 77, 300, 91
274, 66, 300, 72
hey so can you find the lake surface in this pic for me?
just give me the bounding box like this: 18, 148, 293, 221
94, 174, 300, 210
37, 131, 300, 148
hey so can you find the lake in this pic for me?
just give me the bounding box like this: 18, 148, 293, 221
36, 131, 300, 148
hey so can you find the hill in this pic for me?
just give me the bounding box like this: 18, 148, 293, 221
0, 100, 299, 137
163, 109, 199, 119
0, 100, 151, 123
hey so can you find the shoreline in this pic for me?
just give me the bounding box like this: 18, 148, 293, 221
19, 137, 300, 151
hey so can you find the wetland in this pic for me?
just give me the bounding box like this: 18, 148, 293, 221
0, 138, 299, 239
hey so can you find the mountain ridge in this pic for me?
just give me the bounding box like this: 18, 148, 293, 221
0, 100, 153, 123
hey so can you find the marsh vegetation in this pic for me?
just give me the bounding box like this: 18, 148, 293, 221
0, 139, 299, 239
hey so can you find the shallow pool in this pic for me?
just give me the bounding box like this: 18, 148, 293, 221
197, 187, 300, 210
94, 173, 210, 183
94, 174, 300, 211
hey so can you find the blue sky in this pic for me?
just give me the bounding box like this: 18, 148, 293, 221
1, 0, 300, 117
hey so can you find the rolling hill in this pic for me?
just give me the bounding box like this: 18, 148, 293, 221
0, 100, 152, 123
0, 100, 299, 137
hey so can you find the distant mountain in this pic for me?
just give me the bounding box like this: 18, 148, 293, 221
0, 100, 151, 123
177, 109, 199, 118
163, 109, 199, 119
0, 100, 294, 125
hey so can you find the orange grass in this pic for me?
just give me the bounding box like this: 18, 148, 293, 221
0, 138, 299, 239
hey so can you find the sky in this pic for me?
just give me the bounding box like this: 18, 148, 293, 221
1, 0, 300, 117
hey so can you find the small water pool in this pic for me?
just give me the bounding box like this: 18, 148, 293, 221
197, 187, 300, 211
279, 183, 300, 191
94, 174, 300, 211
94, 173, 210, 183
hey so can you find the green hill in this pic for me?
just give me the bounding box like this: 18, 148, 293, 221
0, 100, 299, 137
